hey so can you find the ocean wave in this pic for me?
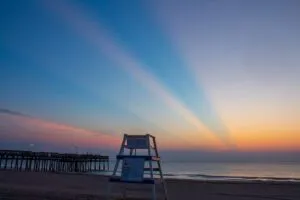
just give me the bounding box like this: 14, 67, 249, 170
163, 173, 300, 182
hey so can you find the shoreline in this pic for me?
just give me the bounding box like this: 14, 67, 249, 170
1, 170, 300, 199
91, 170, 300, 183
2, 168, 300, 184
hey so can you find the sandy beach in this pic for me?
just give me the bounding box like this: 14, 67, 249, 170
0, 170, 299, 200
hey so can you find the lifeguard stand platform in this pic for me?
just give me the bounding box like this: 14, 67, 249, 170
107, 134, 168, 200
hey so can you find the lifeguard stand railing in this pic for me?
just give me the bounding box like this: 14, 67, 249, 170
107, 134, 168, 200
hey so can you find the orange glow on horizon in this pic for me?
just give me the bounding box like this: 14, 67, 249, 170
233, 130, 300, 152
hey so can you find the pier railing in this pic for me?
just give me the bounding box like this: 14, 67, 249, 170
0, 150, 109, 173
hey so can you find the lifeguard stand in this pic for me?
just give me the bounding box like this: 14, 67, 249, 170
107, 134, 168, 200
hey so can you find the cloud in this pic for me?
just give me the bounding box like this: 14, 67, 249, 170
0, 108, 28, 117
0, 109, 120, 152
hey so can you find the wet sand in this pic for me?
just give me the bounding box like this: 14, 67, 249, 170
0, 170, 299, 200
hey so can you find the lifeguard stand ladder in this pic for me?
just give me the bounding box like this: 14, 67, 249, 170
107, 134, 168, 200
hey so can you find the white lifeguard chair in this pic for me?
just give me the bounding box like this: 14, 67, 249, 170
107, 134, 168, 200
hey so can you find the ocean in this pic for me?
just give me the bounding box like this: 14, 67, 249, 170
2, 157, 299, 182
107, 160, 300, 182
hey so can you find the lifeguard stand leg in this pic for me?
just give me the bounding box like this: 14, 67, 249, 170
153, 137, 168, 200
107, 135, 126, 200
112, 135, 126, 176
147, 135, 156, 200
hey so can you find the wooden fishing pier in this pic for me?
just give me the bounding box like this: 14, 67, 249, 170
0, 150, 109, 173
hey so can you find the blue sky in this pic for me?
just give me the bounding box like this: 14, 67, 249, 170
0, 0, 300, 153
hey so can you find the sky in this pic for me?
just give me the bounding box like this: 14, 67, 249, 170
0, 0, 300, 160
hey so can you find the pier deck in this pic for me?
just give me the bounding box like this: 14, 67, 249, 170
0, 150, 109, 173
